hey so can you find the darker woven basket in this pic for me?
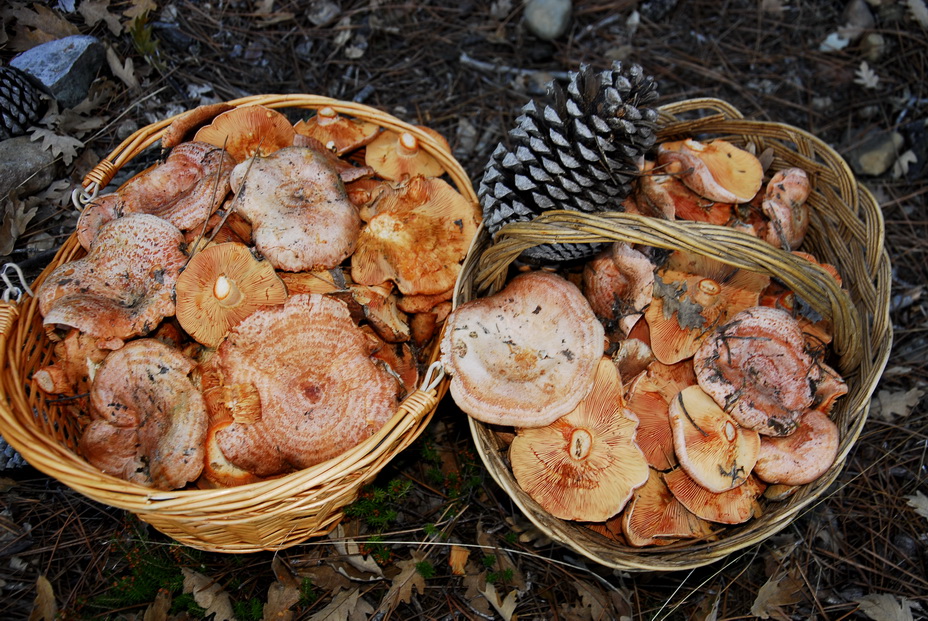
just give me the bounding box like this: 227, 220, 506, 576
455, 98, 893, 571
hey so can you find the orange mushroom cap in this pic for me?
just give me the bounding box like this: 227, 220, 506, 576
669, 385, 761, 493
175, 241, 289, 348
364, 129, 446, 180
637, 163, 735, 224
440, 271, 606, 428
761, 167, 811, 250
194, 104, 296, 162
657, 138, 764, 204
753, 409, 840, 486
293, 106, 381, 156
664, 468, 765, 525
509, 358, 650, 522
351, 175, 480, 296
621, 468, 714, 547
582, 242, 655, 337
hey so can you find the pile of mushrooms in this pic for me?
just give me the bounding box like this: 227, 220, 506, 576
441, 137, 848, 546
34, 103, 480, 490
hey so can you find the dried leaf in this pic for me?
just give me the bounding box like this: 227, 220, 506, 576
78, 0, 123, 35
379, 552, 426, 608
1, 198, 39, 256
504, 515, 552, 547
908, 0, 928, 27
307, 587, 374, 621
461, 565, 493, 616
760, 0, 786, 13
750, 572, 804, 620
2, 4, 79, 45
871, 388, 924, 421
143, 588, 171, 621
857, 593, 921, 621
124, 0, 158, 19
106, 46, 140, 90
29, 575, 57, 621
298, 564, 350, 595
263, 580, 301, 621
892, 150, 919, 179
905, 491, 928, 522
476, 519, 525, 589
28, 128, 83, 165
181, 568, 236, 621
479, 581, 519, 621
854, 61, 881, 90
328, 524, 384, 578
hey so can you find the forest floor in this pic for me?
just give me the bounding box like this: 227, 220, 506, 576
1, 1, 926, 619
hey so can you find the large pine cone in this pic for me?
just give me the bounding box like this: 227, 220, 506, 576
479, 62, 659, 263
0, 66, 46, 140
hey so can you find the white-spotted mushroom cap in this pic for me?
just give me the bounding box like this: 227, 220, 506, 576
669, 385, 761, 493
509, 358, 650, 522
761, 167, 811, 250
175, 241, 288, 348
624, 360, 697, 471
293, 106, 381, 156
229, 145, 361, 272
76, 142, 236, 249
364, 129, 446, 180
79, 339, 208, 490
582, 242, 655, 337
657, 138, 764, 204
194, 104, 296, 162
440, 271, 605, 428
693, 305, 818, 436
645, 251, 770, 364
199, 294, 401, 475
37, 214, 187, 345
621, 468, 714, 547
753, 409, 840, 486
351, 175, 480, 296
664, 468, 765, 524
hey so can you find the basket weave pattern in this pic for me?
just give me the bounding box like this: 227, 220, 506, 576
456, 98, 892, 571
0, 95, 478, 553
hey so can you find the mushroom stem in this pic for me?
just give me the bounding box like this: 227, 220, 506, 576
397, 132, 420, 156
213, 275, 243, 307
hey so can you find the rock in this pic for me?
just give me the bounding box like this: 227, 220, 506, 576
524, 0, 572, 41
10, 35, 105, 109
0, 136, 61, 201
846, 131, 904, 177
861, 33, 886, 63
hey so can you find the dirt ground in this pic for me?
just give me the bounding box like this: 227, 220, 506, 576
1, 1, 926, 619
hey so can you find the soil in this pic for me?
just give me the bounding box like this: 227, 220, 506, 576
1, 1, 926, 619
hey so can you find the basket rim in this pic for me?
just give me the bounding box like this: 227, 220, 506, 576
457, 97, 894, 571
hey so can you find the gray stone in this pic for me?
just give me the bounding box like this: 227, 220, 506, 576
524, 0, 572, 41
0, 136, 61, 201
10, 35, 105, 109
847, 131, 904, 177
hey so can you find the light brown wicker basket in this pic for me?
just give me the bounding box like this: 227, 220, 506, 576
456, 98, 893, 571
0, 94, 478, 553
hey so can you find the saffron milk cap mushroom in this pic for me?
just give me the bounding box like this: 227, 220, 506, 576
194, 104, 296, 162
293, 106, 381, 156
761, 167, 811, 250
664, 467, 765, 524
753, 409, 840, 486
621, 468, 714, 547
657, 138, 764, 204
364, 129, 446, 180
509, 358, 650, 522
440, 271, 605, 428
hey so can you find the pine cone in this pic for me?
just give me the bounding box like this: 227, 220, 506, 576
479, 62, 659, 263
0, 65, 46, 140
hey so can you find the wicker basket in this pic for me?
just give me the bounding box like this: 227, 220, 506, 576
0, 94, 478, 553
456, 98, 893, 571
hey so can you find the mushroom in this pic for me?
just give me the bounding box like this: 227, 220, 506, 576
194, 104, 296, 162
645, 251, 769, 364
624, 360, 697, 471
293, 106, 381, 156
161, 102, 235, 148
75, 142, 236, 248
199, 293, 401, 475
669, 385, 761, 493
202, 420, 264, 487
657, 139, 764, 204
693, 306, 818, 436
761, 167, 811, 250
364, 130, 446, 180
663, 468, 765, 524
351, 175, 480, 296
37, 214, 187, 346
582, 242, 655, 338
637, 162, 734, 224
811, 361, 848, 415
33, 329, 108, 398
621, 468, 714, 547
79, 339, 208, 490
753, 409, 840, 486
509, 358, 650, 522
440, 271, 605, 428
174, 241, 289, 347
229, 145, 361, 272
348, 283, 410, 343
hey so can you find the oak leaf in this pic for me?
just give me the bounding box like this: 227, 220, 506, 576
750, 572, 804, 620
857, 593, 922, 621
78, 0, 123, 35
379, 552, 426, 607
307, 587, 373, 621
181, 568, 236, 621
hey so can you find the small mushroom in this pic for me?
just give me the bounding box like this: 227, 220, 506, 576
230, 145, 361, 272
293, 106, 381, 156
621, 468, 714, 547
364, 130, 446, 180
80, 339, 208, 490
33, 329, 108, 398
175, 241, 289, 347
637, 162, 734, 224
351, 175, 480, 296
37, 214, 187, 345
582, 242, 655, 337
657, 139, 764, 204
693, 306, 818, 436
194, 104, 296, 162
664, 468, 765, 525
440, 271, 605, 428
761, 168, 811, 250
753, 409, 840, 486
509, 358, 650, 522
669, 385, 761, 493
